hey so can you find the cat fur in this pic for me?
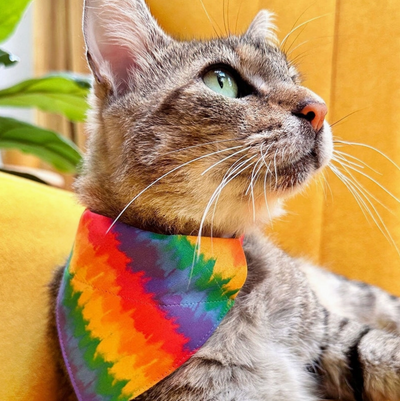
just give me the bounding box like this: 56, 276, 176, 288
49, 1, 400, 400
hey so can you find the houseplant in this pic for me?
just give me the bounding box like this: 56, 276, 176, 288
0, 0, 90, 175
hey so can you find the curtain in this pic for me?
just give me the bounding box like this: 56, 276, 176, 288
33, 0, 400, 294
34, 0, 88, 151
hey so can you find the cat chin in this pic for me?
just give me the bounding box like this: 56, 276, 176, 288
226, 196, 285, 235
253, 197, 286, 225
279, 122, 333, 193
262, 123, 333, 208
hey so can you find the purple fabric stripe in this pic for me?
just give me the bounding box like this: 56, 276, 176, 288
114, 224, 227, 350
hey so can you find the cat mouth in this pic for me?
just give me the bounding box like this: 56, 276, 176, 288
277, 146, 319, 172
276, 152, 316, 177
269, 146, 323, 192
279, 124, 332, 170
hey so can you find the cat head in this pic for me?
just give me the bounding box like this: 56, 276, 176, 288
76, 0, 333, 237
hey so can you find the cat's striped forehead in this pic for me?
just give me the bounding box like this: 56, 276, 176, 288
117, 35, 299, 103
185, 35, 293, 78
83, 0, 288, 96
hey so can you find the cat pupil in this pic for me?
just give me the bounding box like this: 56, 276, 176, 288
217, 74, 224, 89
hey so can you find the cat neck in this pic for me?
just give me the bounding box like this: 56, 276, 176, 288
91, 208, 239, 238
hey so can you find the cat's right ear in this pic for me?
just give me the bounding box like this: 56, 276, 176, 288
83, 0, 171, 95
245, 10, 278, 45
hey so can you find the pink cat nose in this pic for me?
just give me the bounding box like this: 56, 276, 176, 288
298, 102, 328, 132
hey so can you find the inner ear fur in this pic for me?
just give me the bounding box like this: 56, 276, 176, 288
245, 10, 279, 45
83, 0, 171, 95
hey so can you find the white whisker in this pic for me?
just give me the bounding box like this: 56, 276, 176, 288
329, 163, 400, 256
334, 159, 400, 203
286, 39, 309, 56
333, 150, 382, 175
273, 150, 279, 189
201, 145, 250, 175
188, 156, 257, 288
234, 0, 245, 33
247, 156, 265, 221
335, 140, 400, 172
263, 161, 273, 221
320, 170, 333, 202
164, 138, 240, 155
107, 145, 246, 232
245, 154, 263, 195
332, 154, 365, 170
281, 3, 318, 51
331, 160, 395, 215
209, 154, 251, 240
281, 14, 329, 48
198, 0, 222, 37
285, 25, 307, 55
257, 143, 274, 221
195, 155, 257, 258
329, 164, 375, 227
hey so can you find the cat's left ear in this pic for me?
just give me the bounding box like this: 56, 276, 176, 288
83, 0, 172, 95
245, 10, 278, 45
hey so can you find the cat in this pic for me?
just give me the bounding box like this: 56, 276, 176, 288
49, 0, 400, 400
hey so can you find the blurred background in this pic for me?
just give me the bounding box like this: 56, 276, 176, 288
1, 0, 399, 292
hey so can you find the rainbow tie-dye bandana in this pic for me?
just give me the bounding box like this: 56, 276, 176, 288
56, 210, 247, 401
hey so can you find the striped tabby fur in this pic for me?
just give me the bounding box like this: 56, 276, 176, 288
49, 0, 400, 400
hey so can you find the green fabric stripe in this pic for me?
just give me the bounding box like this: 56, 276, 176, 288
167, 236, 237, 304
63, 271, 130, 400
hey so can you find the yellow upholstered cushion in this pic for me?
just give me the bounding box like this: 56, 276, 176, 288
2, 0, 400, 398
0, 172, 83, 401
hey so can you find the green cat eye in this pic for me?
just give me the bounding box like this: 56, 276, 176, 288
203, 68, 239, 98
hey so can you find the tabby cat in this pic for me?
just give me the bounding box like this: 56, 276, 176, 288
49, 0, 400, 400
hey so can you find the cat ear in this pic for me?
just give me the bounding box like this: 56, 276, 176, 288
83, 0, 171, 95
245, 10, 278, 45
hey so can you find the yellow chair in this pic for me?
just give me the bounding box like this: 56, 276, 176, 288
0, 172, 83, 400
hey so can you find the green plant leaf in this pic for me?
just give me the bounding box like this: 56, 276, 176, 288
0, 74, 91, 121
0, 0, 32, 43
0, 49, 19, 67
0, 117, 82, 173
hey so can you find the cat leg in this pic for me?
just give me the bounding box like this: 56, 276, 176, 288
135, 352, 319, 401
315, 311, 400, 401
300, 263, 400, 333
